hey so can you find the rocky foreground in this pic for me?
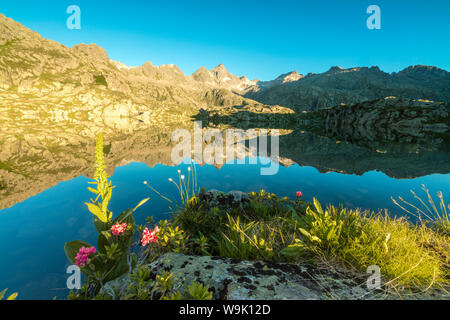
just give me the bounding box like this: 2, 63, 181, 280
103, 253, 448, 300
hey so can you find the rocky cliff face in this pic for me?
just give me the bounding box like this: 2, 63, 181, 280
317, 96, 449, 136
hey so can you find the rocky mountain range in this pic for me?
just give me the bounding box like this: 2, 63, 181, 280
244, 65, 450, 111
1, 12, 449, 117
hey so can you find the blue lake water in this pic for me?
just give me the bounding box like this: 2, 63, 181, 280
0, 158, 449, 299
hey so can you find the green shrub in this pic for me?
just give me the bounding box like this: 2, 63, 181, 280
94, 75, 108, 87
150, 220, 189, 256
173, 189, 306, 260
246, 190, 307, 220
282, 198, 370, 258
174, 198, 225, 239
186, 282, 213, 300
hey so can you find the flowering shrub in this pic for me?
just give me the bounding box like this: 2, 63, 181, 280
111, 223, 127, 236
154, 220, 188, 253
75, 246, 97, 267
141, 226, 160, 246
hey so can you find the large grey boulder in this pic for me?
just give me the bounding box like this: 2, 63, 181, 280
103, 253, 449, 300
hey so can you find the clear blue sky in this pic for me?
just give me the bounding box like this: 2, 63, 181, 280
1, 0, 449, 80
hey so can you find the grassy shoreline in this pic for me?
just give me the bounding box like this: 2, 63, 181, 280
171, 189, 449, 290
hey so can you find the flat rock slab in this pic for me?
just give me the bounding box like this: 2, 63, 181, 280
104, 253, 406, 300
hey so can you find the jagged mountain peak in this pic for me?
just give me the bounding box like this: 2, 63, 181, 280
212, 63, 227, 71
192, 66, 214, 82
275, 70, 303, 83
142, 61, 154, 67
194, 66, 208, 73
326, 66, 344, 73
210, 63, 234, 78
257, 70, 304, 89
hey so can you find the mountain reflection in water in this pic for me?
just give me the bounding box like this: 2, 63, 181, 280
0, 123, 449, 210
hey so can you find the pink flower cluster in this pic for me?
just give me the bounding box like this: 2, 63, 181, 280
141, 226, 160, 247
296, 191, 303, 198
111, 222, 127, 236
75, 246, 96, 267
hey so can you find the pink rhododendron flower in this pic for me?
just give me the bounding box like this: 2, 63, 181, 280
75, 246, 96, 267
111, 222, 127, 236
141, 226, 160, 247
296, 191, 303, 198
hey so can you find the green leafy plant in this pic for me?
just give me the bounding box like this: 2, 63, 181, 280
122, 265, 154, 300
186, 282, 213, 300
192, 233, 211, 255
157, 220, 188, 253
247, 190, 306, 220
162, 291, 182, 300
283, 198, 367, 256
217, 214, 275, 260
142, 220, 189, 260
173, 197, 224, 239
151, 270, 176, 299
0, 288, 18, 300
173, 189, 302, 260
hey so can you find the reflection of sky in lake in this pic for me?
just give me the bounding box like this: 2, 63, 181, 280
0, 158, 449, 299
